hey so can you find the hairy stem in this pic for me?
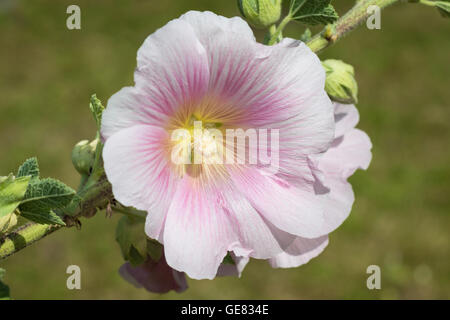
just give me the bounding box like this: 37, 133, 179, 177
307, 0, 400, 53
0, 171, 112, 260
0, 223, 60, 260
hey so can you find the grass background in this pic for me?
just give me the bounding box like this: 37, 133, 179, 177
0, 0, 449, 299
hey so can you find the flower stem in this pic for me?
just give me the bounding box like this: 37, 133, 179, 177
307, 0, 400, 53
418, 0, 436, 6
0, 172, 113, 260
268, 15, 292, 45
0, 223, 60, 260
112, 206, 146, 220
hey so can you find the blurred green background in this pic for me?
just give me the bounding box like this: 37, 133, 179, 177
0, 0, 449, 299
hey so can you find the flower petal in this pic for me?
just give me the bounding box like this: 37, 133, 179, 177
222, 186, 295, 259
180, 11, 255, 45
268, 235, 329, 269
101, 87, 170, 140
229, 166, 328, 239
216, 252, 250, 278
319, 128, 373, 180
310, 127, 373, 233
312, 174, 355, 233
163, 176, 238, 280
334, 103, 360, 138
103, 125, 178, 241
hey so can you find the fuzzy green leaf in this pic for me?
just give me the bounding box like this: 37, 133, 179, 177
17, 157, 40, 179
20, 209, 65, 226
0, 175, 31, 218
18, 178, 75, 225
290, 0, 338, 25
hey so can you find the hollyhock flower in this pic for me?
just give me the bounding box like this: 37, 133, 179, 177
102, 11, 372, 280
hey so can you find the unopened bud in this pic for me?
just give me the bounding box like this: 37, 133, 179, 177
71, 139, 98, 175
322, 59, 359, 104
238, 0, 282, 29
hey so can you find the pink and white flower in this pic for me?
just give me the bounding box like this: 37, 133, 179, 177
102, 11, 372, 280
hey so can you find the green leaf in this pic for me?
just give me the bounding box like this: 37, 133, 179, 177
18, 178, 75, 226
128, 246, 146, 266
0, 175, 31, 218
147, 239, 163, 262
20, 210, 65, 226
222, 253, 236, 265
290, 0, 338, 25
17, 157, 40, 179
21, 178, 75, 209
116, 216, 148, 266
89, 94, 105, 130
0, 268, 11, 300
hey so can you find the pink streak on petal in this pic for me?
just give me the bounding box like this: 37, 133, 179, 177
103, 125, 179, 241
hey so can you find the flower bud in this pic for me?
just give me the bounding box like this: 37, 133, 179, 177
322, 59, 359, 104
238, 0, 282, 29
71, 139, 98, 175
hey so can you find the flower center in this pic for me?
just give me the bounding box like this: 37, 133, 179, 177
171, 115, 224, 173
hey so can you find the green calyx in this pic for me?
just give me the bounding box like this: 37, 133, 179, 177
116, 215, 163, 266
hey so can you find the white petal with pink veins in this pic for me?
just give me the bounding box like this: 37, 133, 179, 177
163, 177, 238, 280
103, 125, 178, 241
229, 166, 328, 239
